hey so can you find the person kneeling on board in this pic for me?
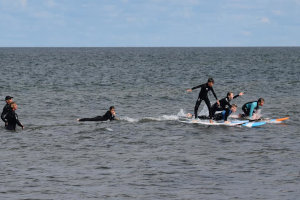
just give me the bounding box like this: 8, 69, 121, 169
187, 104, 238, 124
4, 102, 24, 130
241, 98, 264, 120
210, 91, 244, 117
77, 106, 119, 122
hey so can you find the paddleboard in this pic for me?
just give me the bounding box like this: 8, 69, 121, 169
180, 119, 249, 127
242, 121, 266, 128
232, 116, 289, 124
266, 117, 289, 123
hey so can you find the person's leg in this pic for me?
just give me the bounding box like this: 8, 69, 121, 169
242, 105, 249, 116
204, 98, 212, 119
79, 116, 103, 121
210, 103, 220, 117
214, 113, 222, 121
194, 98, 202, 119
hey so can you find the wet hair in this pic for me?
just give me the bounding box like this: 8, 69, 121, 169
207, 78, 214, 83
109, 106, 115, 111
231, 104, 237, 108
227, 92, 233, 97
10, 102, 17, 109
258, 98, 265, 103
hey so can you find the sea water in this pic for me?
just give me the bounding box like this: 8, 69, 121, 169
0, 47, 299, 199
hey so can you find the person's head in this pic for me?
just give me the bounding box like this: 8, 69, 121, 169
10, 102, 18, 111
258, 98, 264, 106
230, 104, 237, 113
5, 96, 13, 104
207, 78, 214, 87
227, 92, 234, 100
109, 106, 115, 114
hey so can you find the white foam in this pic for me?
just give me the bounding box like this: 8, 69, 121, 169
120, 108, 188, 123
120, 116, 139, 123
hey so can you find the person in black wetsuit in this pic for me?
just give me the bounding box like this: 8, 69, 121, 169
77, 106, 118, 122
4, 102, 24, 130
1, 96, 14, 128
210, 91, 244, 117
187, 78, 219, 121
198, 104, 238, 123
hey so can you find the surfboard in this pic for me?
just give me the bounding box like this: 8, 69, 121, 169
232, 116, 289, 124
242, 121, 266, 127
180, 119, 249, 127
266, 117, 289, 123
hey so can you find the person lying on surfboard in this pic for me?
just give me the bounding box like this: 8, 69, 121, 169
77, 106, 119, 122
187, 78, 219, 122
240, 98, 264, 120
210, 91, 244, 117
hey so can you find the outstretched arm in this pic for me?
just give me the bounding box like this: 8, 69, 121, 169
187, 84, 204, 92
233, 92, 244, 99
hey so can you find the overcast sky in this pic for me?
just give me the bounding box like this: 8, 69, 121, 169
0, 0, 299, 47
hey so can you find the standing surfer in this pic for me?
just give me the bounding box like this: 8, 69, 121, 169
187, 78, 219, 122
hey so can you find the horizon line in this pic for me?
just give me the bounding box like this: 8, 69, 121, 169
0, 46, 300, 48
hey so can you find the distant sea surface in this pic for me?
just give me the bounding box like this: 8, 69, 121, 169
0, 47, 299, 199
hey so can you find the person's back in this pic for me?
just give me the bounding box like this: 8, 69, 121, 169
242, 98, 264, 118
1, 96, 14, 126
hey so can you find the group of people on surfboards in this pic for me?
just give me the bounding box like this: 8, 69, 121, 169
2, 77, 265, 130
186, 78, 264, 124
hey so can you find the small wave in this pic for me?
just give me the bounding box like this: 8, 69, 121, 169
105, 128, 114, 132
120, 109, 188, 123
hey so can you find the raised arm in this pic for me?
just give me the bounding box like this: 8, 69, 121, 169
233, 92, 244, 99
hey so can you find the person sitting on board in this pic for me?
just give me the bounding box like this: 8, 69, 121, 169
210, 91, 244, 117
77, 106, 119, 122
198, 104, 238, 124
241, 98, 264, 120
186, 78, 219, 122
4, 102, 24, 130
1, 96, 14, 128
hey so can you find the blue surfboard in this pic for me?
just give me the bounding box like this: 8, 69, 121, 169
242, 121, 266, 127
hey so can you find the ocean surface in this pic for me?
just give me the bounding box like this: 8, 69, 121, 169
0, 47, 299, 200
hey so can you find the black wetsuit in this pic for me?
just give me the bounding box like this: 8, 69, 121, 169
198, 108, 232, 121
79, 111, 115, 122
211, 95, 240, 117
4, 110, 23, 130
192, 83, 218, 119
1, 104, 11, 127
